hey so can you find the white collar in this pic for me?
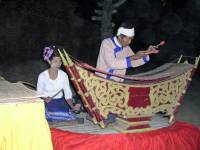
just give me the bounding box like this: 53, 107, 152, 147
114, 36, 122, 47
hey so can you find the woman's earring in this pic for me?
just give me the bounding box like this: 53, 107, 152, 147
47, 59, 51, 65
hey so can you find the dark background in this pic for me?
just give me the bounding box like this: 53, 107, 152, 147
0, 0, 199, 127
0, 0, 200, 83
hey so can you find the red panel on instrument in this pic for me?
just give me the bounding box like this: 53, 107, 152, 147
85, 96, 95, 108
93, 110, 104, 122
128, 87, 151, 108
70, 66, 80, 79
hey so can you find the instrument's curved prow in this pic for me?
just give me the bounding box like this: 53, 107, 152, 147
59, 49, 200, 132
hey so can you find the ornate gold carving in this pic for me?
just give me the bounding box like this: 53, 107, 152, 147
195, 55, 200, 68
149, 71, 192, 116
59, 50, 195, 129
76, 65, 192, 119
59, 50, 99, 125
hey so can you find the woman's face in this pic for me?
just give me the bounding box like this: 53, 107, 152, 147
50, 56, 62, 69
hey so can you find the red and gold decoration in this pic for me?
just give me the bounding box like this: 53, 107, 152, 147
59, 49, 199, 132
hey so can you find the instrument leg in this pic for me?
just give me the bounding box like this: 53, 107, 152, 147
169, 115, 174, 123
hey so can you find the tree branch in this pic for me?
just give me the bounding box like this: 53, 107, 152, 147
91, 16, 102, 21
112, 22, 115, 27
113, 0, 127, 8
97, 1, 103, 7
94, 9, 103, 15
112, 9, 117, 14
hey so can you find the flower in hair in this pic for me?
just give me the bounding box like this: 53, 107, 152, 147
43, 46, 54, 61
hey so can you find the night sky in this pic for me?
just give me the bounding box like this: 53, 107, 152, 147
0, 0, 200, 82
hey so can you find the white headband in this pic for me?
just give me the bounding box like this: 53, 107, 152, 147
117, 27, 135, 37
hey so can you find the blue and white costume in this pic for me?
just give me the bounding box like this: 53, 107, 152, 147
37, 69, 77, 122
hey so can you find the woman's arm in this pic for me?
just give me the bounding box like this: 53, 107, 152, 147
37, 73, 53, 103
62, 71, 80, 111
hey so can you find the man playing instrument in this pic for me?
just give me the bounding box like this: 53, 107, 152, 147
96, 23, 159, 82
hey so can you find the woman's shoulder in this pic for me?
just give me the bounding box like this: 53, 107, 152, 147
58, 70, 69, 82
38, 69, 48, 77
58, 69, 68, 76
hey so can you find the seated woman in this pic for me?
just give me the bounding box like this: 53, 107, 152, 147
37, 45, 80, 122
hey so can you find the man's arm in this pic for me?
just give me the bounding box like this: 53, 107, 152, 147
129, 45, 159, 67
126, 46, 150, 68
101, 40, 132, 69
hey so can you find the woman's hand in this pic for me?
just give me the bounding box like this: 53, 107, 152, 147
44, 97, 53, 103
72, 104, 81, 111
71, 104, 81, 114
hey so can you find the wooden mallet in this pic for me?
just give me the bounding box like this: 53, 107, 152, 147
145, 40, 166, 55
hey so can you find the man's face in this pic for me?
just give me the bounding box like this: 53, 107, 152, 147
119, 36, 133, 47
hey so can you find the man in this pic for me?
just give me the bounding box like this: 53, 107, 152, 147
96, 23, 159, 81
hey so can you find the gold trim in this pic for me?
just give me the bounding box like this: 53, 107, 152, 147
177, 54, 183, 63
195, 55, 200, 68
116, 118, 149, 126
63, 49, 73, 66
91, 117, 98, 124
99, 121, 105, 128
169, 115, 174, 123
91, 107, 96, 111
119, 114, 152, 118
84, 92, 89, 97
182, 90, 186, 94
58, 49, 68, 66
0, 76, 5, 80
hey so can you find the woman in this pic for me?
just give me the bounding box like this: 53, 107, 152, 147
37, 46, 80, 122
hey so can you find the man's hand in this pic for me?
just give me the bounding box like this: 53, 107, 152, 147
130, 51, 146, 60
146, 45, 159, 54
130, 45, 159, 61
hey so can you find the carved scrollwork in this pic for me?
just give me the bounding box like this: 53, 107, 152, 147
149, 71, 192, 116
77, 65, 192, 118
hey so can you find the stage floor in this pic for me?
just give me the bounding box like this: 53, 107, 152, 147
51, 112, 170, 134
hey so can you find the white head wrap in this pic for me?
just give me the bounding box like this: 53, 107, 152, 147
117, 27, 135, 37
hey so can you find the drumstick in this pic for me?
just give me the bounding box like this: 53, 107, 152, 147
155, 40, 165, 48
51, 89, 63, 98
145, 41, 166, 55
